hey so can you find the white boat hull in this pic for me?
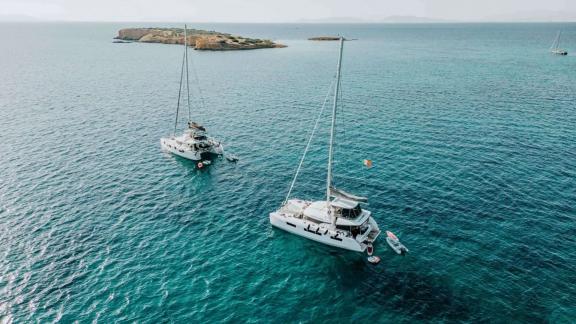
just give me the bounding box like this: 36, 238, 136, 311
269, 211, 379, 253
386, 238, 408, 255
160, 138, 223, 161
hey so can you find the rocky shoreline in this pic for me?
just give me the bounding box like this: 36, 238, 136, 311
115, 28, 286, 50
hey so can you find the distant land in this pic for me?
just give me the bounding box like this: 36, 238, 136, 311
0, 12, 575, 23
298, 13, 576, 23
298, 16, 453, 23
115, 28, 285, 50
480, 11, 576, 23
297, 13, 576, 23
308, 36, 342, 41
0, 15, 40, 22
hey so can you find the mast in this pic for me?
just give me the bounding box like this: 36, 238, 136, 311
327, 36, 344, 227
551, 31, 561, 50
173, 35, 186, 135
184, 25, 192, 122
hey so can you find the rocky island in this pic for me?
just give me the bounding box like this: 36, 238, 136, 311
308, 36, 342, 41
115, 28, 286, 50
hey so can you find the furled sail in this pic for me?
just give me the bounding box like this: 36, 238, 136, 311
330, 186, 368, 203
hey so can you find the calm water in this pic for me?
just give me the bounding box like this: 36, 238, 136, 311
1, 22, 575, 323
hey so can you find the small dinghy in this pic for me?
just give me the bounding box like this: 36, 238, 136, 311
366, 243, 374, 256
386, 231, 408, 255
197, 160, 212, 168
367, 256, 381, 264
225, 154, 239, 162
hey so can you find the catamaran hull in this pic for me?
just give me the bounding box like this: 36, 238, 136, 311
160, 138, 223, 161
161, 138, 201, 160
551, 50, 568, 55
270, 212, 378, 253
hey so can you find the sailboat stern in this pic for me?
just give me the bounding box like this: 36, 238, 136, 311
365, 216, 381, 243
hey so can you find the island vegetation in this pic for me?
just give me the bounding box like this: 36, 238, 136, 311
115, 28, 286, 50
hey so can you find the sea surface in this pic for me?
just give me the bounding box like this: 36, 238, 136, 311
0, 22, 575, 323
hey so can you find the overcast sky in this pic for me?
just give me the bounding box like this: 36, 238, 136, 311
1, 0, 575, 22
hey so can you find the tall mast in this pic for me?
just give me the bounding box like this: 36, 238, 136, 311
327, 36, 344, 226
552, 31, 560, 50
184, 25, 191, 122
173, 51, 185, 135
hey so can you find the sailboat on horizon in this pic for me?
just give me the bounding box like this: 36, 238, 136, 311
269, 37, 381, 253
550, 30, 568, 56
160, 25, 224, 166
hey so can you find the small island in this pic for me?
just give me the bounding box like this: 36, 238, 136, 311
115, 28, 286, 50
308, 36, 343, 41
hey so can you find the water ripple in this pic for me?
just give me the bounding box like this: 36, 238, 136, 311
0, 22, 575, 322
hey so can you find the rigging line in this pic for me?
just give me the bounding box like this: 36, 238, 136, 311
284, 78, 336, 204
551, 30, 561, 50
333, 63, 345, 184
173, 51, 186, 136
188, 51, 208, 112
184, 27, 192, 122
327, 37, 344, 208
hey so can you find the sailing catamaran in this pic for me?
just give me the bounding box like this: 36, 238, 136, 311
161, 25, 224, 164
550, 31, 568, 56
269, 37, 381, 253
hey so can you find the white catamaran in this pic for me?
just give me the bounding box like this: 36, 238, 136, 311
269, 37, 381, 253
550, 31, 568, 56
161, 25, 224, 163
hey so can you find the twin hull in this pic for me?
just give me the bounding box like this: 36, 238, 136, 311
269, 212, 377, 252
160, 138, 223, 161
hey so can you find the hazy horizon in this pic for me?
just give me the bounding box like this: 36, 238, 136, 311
1, 0, 575, 23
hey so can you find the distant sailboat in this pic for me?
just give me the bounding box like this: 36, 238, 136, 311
550, 31, 568, 56
269, 37, 381, 253
160, 25, 224, 164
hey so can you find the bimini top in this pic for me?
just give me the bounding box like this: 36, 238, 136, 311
297, 199, 370, 226
188, 121, 206, 132
330, 186, 368, 203
330, 197, 359, 209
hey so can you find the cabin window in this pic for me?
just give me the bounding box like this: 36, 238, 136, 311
340, 205, 362, 219
337, 225, 360, 238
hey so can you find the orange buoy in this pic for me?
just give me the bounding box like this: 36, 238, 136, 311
197, 162, 204, 168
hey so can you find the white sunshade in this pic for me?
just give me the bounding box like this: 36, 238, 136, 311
329, 186, 368, 203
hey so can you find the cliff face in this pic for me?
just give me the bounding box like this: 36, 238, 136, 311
115, 28, 286, 50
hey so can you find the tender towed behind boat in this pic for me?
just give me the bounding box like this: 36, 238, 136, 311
386, 231, 408, 255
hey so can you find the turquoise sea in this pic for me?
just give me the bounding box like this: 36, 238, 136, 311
1, 22, 575, 322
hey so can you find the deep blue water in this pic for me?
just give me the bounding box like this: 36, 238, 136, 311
0, 22, 575, 323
